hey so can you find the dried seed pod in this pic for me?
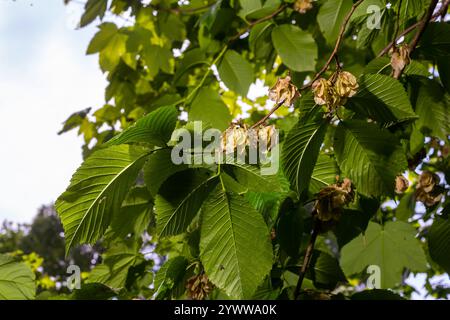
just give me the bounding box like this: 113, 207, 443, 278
293, 0, 313, 14
269, 76, 300, 106
312, 78, 332, 106
415, 171, 444, 207
186, 274, 213, 300
334, 71, 359, 98
221, 125, 248, 153
314, 178, 354, 222
390, 45, 411, 78
395, 175, 409, 194
417, 171, 439, 193
257, 125, 276, 150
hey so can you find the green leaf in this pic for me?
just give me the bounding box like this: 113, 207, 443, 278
249, 21, 274, 59
395, 192, 415, 222
437, 58, 450, 94
246, 191, 283, 227
58, 107, 91, 135
340, 221, 428, 288
98, 31, 127, 72
417, 22, 450, 58
282, 113, 328, 195
334, 120, 407, 197
218, 50, 254, 97
397, 0, 425, 19
308, 251, 347, 290
334, 209, 375, 248
88, 242, 141, 290
70, 283, 116, 300
271, 24, 317, 72
317, 0, 352, 45
174, 48, 208, 85
277, 203, 305, 257
347, 74, 417, 125
143, 148, 188, 197
56, 145, 150, 251
108, 186, 153, 239
106, 105, 178, 147
428, 215, 450, 273
309, 153, 340, 194
86, 23, 118, 55
80, 0, 107, 28
142, 45, 173, 77
189, 87, 232, 131
0, 254, 36, 300
245, 0, 280, 20
200, 187, 273, 299
222, 163, 282, 193
156, 175, 219, 237
410, 77, 450, 141
154, 256, 188, 298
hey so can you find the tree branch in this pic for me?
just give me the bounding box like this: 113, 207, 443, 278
378, 0, 448, 57
409, 0, 439, 52
229, 4, 288, 42
300, 0, 366, 90
250, 1, 364, 127
294, 218, 320, 299
393, 0, 439, 79
250, 100, 285, 128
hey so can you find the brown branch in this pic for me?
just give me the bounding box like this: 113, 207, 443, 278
250, 100, 285, 128
409, 0, 439, 51
294, 219, 320, 300
378, 0, 448, 57
250, 1, 364, 127
393, 0, 439, 79
300, 0, 366, 90
229, 4, 288, 42
392, 0, 404, 50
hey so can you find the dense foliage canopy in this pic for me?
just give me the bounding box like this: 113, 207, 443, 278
1, 0, 449, 300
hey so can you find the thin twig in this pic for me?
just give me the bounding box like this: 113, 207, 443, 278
409, 0, 439, 52
392, 0, 404, 50
300, 0, 366, 90
250, 100, 285, 128
250, 0, 364, 128
229, 4, 288, 42
393, 0, 439, 79
378, 0, 449, 57
294, 218, 320, 299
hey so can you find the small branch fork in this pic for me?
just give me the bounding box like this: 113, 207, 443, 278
378, 0, 448, 57
250, 0, 366, 127
393, 0, 439, 79
300, 0, 366, 91
250, 100, 285, 129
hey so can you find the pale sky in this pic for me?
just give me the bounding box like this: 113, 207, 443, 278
0, 0, 106, 223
